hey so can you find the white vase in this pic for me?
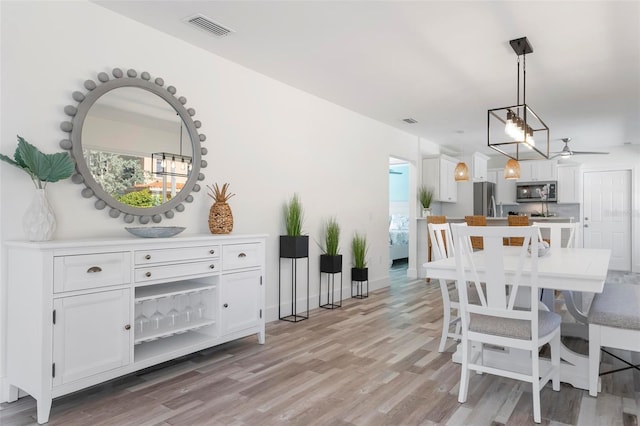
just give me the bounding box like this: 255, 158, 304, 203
422, 208, 432, 217
23, 188, 56, 241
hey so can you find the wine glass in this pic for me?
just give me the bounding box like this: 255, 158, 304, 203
166, 296, 180, 327
134, 302, 149, 334
195, 291, 206, 320
182, 293, 194, 323
150, 298, 164, 330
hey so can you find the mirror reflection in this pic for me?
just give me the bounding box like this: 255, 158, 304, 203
81, 87, 193, 208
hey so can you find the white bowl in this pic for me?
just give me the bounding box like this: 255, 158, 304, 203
125, 226, 186, 238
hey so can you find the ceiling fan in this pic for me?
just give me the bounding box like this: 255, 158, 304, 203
551, 138, 609, 159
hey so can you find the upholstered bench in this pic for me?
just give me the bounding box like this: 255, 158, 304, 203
588, 283, 640, 397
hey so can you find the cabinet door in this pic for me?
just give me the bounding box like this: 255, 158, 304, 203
533, 160, 557, 181
53, 289, 131, 386
220, 270, 262, 336
441, 159, 457, 202
557, 165, 581, 203
472, 153, 488, 182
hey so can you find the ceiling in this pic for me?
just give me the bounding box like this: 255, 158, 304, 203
92, 1, 640, 157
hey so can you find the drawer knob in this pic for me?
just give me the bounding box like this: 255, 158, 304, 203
145, 254, 151, 260
238, 252, 247, 258
223, 303, 229, 308
124, 324, 131, 330
209, 249, 215, 255
145, 272, 152, 278
209, 264, 215, 269
87, 266, 102, 273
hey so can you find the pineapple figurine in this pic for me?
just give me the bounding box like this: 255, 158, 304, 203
207, 183, 235, 234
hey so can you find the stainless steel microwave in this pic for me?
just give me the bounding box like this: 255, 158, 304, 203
516, 181, 557, 203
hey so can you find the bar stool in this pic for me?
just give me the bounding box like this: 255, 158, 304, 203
464, 215, 486, 249
507, 215, 529, 246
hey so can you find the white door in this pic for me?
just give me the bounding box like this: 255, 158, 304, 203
583, 170, 631, 270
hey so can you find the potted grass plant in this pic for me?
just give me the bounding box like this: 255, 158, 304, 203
280, 193, 308, 258
319, 217, 342, 273
351, 232, 369, 282
418, 185, 434, 217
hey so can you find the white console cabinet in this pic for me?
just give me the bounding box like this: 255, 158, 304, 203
5, 234, 266, 424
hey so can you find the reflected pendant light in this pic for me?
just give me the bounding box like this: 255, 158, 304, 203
504, 158, 521, 180
454, 161, 469, 181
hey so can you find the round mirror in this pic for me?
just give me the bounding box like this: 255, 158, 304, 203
60, 68, 207, 223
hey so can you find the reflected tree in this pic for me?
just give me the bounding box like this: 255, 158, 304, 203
86, 150, 148, 199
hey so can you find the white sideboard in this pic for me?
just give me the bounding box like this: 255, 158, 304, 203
4, 234, 266, 424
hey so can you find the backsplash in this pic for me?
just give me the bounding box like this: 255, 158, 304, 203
500, 203, 581, 221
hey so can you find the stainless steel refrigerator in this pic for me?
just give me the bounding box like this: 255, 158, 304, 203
473, 182, 497, 217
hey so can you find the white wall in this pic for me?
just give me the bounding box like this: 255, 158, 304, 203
0, 1, 422, 396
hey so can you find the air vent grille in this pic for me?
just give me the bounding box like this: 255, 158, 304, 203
402, 118, 418, 124
185, 14, 233, 37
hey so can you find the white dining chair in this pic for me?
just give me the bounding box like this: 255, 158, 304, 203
427, 222, 474, 352
532, 221, 579, 249
452, 225, 561, 424
533, 222, 586, 323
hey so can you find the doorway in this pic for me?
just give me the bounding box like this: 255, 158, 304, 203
389, 157, 409, 275
583, 169, 632, 271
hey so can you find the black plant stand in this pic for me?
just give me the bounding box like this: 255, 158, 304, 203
351, 267, 369, 299
279, 236, 309, 322
320, 271, 342, 309
319, 254, 343, 309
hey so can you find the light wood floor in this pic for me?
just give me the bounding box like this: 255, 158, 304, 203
1, 265, 638, 425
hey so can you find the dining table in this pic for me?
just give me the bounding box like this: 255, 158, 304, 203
424, 246, 612, 391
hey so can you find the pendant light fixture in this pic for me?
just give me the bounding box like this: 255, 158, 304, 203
454, 161, 469, 181
504, 158, 521, 179
487, 37, 550, 178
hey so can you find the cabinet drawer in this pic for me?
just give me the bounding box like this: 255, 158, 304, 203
54, 252, 131, 293
134, 245, 220, 265
135, 260, 220, 283
222, 243, 261, 271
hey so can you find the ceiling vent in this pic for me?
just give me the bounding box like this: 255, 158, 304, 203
184, 14, 234, 37
402, 118, 418, 124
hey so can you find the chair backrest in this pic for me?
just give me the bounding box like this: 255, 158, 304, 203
464, 215, 486, 249
428, 223, 453, 260
452, 225, 540, 336
532, 222, 579, 248
507, 215, 530, 246
426, 216, 447, 261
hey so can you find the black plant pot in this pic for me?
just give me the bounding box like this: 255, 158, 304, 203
351, 267, 368, 282
280, 235, 309, 258
320, 254, 342, 273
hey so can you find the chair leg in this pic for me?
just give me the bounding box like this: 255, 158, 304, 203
458, 337, 470, 403
531, 348, 541, 423
439, 305, 451, 352
551, 332, 560, 391
588, 324, 601, 397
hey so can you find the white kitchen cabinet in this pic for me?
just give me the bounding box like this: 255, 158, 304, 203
489, 168, 517, 204
52, 289, 130, 387
5, 234, 266, 424
423, 155, 458, 203
518, 159, 557, 181
557, 164, 582, 203
472, 152, 489, 182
